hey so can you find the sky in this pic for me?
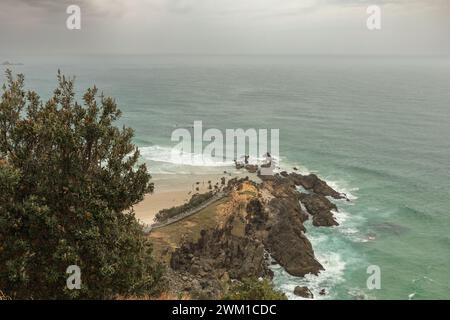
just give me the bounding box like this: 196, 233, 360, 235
0, 0, 449, 55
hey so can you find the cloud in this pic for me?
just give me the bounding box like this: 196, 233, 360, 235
2, 0, 127, 18
166, 0, 199, 13
0, 0, 448, 55
12, 0, 88, 12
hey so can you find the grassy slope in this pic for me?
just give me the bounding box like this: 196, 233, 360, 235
147, 181, 260, 265
147, 197, 229, 264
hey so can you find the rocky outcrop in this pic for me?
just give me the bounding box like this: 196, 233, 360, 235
164, 171, 345, 298
298, 193, 339, 227
294, 286, 314, 299
162, 268, 225, 299
265, 204, 323, 275
244, 164, 258, 173
261, 180, 323, 275
288, 173, 346, 200
169, 211, 272, 298
171, 222, 270, 281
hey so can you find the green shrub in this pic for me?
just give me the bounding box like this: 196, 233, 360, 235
223, 278, 287, 300
155, 191, 214, 222
0, 70, 164, 299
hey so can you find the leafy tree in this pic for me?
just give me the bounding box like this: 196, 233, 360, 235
223, 278, 287, 300
0, 70, 163, 299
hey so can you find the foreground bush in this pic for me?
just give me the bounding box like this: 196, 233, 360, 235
223, 278, 287, 300
0, 70, 163, 299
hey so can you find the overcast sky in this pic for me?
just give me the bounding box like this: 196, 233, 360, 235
0, 0, 449, 55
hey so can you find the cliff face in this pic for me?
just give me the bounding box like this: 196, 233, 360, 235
264, 194, 324, 276
171, 222, 269, 280
167, 172, 344, 297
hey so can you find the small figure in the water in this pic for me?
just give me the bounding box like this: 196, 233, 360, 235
367, 232, 376, 241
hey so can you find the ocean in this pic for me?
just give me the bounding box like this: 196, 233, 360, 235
3, 54, 450, 299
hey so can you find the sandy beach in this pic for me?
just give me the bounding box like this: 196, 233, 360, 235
134, 171, 259, 225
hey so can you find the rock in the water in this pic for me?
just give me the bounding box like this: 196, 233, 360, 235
312, 211, 338, 227
245, 164, 258, 173
294, 286, 314, 299
265, 196, 323, 276
260, 178, 323, 276
298, 193, 339, 227
280, 171, 289, 177
288, 173, 345, 199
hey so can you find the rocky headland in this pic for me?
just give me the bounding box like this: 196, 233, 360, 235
148, 170, 347, 299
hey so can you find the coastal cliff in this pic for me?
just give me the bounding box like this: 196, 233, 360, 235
148, 172, 346, 299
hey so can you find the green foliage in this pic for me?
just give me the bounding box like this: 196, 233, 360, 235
223, 278, 287, 300
155, 191, 214, 223
0, 70, 163, 299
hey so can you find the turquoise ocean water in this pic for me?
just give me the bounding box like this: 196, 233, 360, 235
2, 55, 450, 299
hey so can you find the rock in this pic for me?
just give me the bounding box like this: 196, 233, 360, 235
298, 193, 339, 227
191, 279, 201, 289
265, 199, 323, 276
190, 264, 201, 275
289, 173, 344, 199
171, 223, 270, 281
262, 179, 324, 276
299, 193, 337, 214
246, 198, 267, 226
294, 286, 314, 299
245, 164, 258, 173
319, 289, 326, 296
165, 173, 345, 297
220, 272, 230, 283
312, 211, 338, 227
234, 160, 245, 169
200, 280, 209, 289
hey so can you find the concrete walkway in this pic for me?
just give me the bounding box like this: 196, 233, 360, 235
143, 191, 225, 234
